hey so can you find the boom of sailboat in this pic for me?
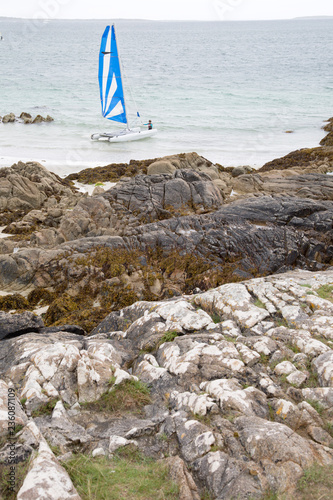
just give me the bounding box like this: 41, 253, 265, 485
91, 25, 157, 143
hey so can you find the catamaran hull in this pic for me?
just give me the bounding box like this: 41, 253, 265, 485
91, 129, 157, 143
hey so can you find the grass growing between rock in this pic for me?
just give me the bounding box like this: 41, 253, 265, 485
0, 459, 30, 500
305, 399, 325, 416
83, 379, 151, 414
316, 284, 333, 302
254, 298, 266, 309
31, 398, 59, 418
63, 451, 179, 500
157, 330, 180, 348
295, 463, 333, 499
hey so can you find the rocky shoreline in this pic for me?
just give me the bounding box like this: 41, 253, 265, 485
0, 119, 333, 499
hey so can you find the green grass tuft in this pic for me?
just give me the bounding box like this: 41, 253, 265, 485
0, 459, 30, 499
31, 398, 59, 418
157, 330, 180, 348
83, 379, 151, 414
63, 452, 179, 500
305, 399, 325, 416
254, 298, 266, 309
316, 284, 333, 302
296, 463, 333, 499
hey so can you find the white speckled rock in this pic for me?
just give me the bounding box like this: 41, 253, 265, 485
86, 341, 121, 367
160, 340, 244, 377
252, 337, 277, 356
305, 294, 333, 313
20, 365, 48, 405
109, 435, 138, 453
113, 367, 138, 385
310, 313, 333, 340
42, 381, 59, 398
280, 305, 309, 329
17, 438, 80, 500
275, 399, 298, 420
77, 350, 112, 403
92, 447, 106, 458
286, 370, 308, 387
200, 379, 268, 417
221, 320, 241, 338
194, 283, 270, 328
0, 380, 28, 436
136, 355, 168, 382
312, 351, 333, 387
236, 343, 261, 366
176, 419, 215, 462
258, 375, 282, 397
274, 361, 297, 376
154, 300, 212, 331
246, 280, 278, 315
192, 450, 262, 500
51, 400, 68, 421
302, 387, 333, 409
31, 343, 81, 381
170, 390, 218, 416
293, 330, 330, 358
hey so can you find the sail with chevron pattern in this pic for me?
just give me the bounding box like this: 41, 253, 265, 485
98, 25, 127, 124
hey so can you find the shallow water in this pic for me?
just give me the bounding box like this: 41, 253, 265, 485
0, 18, 332, 176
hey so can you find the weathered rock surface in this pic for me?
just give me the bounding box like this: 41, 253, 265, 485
0, 161, 80, 226
1, 124, 333, 498
0, 311, 44, 340
0, 269, 333, 498
16, 422, 80, 500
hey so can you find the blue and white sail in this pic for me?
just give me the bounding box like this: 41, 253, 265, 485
98, 25, 127, 124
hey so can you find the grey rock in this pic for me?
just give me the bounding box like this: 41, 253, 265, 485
312, 351, 333, 387
0, 311, 44, 340
0, 443, 33, 464
192, 451, 262, 500
147, 160, 177, 175
235, 416, 332, 492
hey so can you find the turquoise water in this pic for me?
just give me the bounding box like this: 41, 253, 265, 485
0, 19, 332, 176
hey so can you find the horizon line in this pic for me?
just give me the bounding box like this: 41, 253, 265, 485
1, 15, 333, 22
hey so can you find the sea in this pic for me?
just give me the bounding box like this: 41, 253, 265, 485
0, 18, 332, 177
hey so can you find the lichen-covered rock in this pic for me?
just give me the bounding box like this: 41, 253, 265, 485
0, 380, 28, 435
194, 283, 270, 329
175, 418, 215, 462
312, 351, 333, 387
235, 416, 333, 493
192, 451, 263, 500
17, 439, 81, 500
302, 387, 333, 409
169, 390, 218, 416
200, 378, 268, 418
0, 264, 332, 498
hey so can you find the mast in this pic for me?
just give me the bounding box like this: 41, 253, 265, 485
112, 24, 129, 130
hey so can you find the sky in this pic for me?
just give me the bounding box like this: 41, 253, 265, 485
1, 0, 333, 21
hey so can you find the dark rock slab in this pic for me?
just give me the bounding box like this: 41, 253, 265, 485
0, 311, 44, 340
39, 325, 87, 336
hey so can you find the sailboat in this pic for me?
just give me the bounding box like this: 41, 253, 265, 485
91, 25, 157, 143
